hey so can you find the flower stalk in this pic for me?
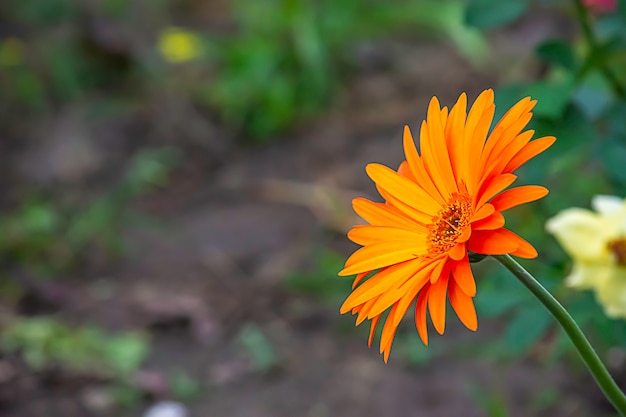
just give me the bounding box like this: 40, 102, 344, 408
494, 254, 626, 416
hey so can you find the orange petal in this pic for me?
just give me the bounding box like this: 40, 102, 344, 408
352, 198, 425, 230
505, 136, 556, 172
339, 241, 421, 276
366, 163, 440, 217
467, 228, 519, 255
483, 97, 534, 159
377, 185, 432, 226
340, 260, 423, 311
391, 269, 432, 328
486, 129, 534, 178
448, 279, 478, 331
354, 296, 379, 325
429, 256, 448, 284
367, 260, 436, 319
449, 242, 466, 260
505, 230, 538, 258
348, 225, 427, 247
368, 315, 381, 347
415, 285, 430, 345
489, 185, 548, 212
352, 271, 370, 289
471, 203, 495, 222
445, 92, 468, 179
472, 211, 505, 230
451, 256, 476, 297
403, 125, 446, 204
476, 173, 517, 209
465, 90, 495, 193
397, 160, 417, 182
380, 304, 400, 362
428, 267, 450, 334
422, 98, 457, 195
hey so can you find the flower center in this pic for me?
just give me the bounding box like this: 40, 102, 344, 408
426, 192, 472, 257
608, 238, 626, 266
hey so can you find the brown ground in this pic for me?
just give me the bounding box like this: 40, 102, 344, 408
1, 12, 618, 417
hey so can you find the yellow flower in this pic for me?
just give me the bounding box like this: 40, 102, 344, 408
546, 195, 626, 318
158, 27, 202, 63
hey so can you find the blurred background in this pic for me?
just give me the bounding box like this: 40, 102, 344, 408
1, 0, 626, 416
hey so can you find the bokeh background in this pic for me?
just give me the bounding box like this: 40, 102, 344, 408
1, 0, 626, 416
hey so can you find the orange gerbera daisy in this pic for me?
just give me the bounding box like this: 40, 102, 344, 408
338, 89, 555, 362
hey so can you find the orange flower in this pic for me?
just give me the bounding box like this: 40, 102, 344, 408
338, 89, 555, 362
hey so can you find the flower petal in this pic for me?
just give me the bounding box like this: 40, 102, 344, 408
546, 208, 613, 262
368, 315, 381, 347
403, 125, 446, 204
428, 267, 450, 334
505, 136, 556, 172
339, 241, 422, 276
415, 286, 430, 345
449, 242, 466, 260
367, 260, 437, 319
490, 185, 548, 212
566, 262, 612, 289
348, 225, 427, 246
507, 230, 538, 259
448, 279, 478, 331
451, 256, 476, 297
340, 259, 424, 310
591, 195, 625, 216
593, 268, 626, 319
367, 163, 440, 217
476, 173, 517, 208
472, 211, 505, 230
352, 198, 425, 231
467, 229, 519, 255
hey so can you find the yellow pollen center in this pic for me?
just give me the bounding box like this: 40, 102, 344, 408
608, 238, 626, 266
427, 192, 472, 257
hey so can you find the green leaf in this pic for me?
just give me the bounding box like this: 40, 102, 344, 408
170, 370, 202, 400
601, 141, 626, 183
104, 333, 149, 376
536, 39, 577, 71
238, 323, 278, 372
465, 0, 527, 29
525, 80, 574, 120
505, 306, 552, 353
572, 71, 614, 120
476, 291, 523, 318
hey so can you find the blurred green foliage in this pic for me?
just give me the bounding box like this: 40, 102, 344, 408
0, 148, 178, 278
0, 0, 488, 141
169, 369, 202, 400
238, 322, 279, 372
0, 317, 148, 377
284, 249, 352, 302
198, 0, 485, 141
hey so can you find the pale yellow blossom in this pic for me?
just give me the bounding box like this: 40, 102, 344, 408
158, 27, 202, 63
546, 195, 626, 318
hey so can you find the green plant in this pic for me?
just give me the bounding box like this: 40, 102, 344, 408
0, 317, 148, 378
197, 0, 487, 141
0, 148, 178, 277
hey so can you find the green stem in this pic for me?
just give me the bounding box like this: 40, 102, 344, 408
493, 254, 626, 416
572, 0, 626, 99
